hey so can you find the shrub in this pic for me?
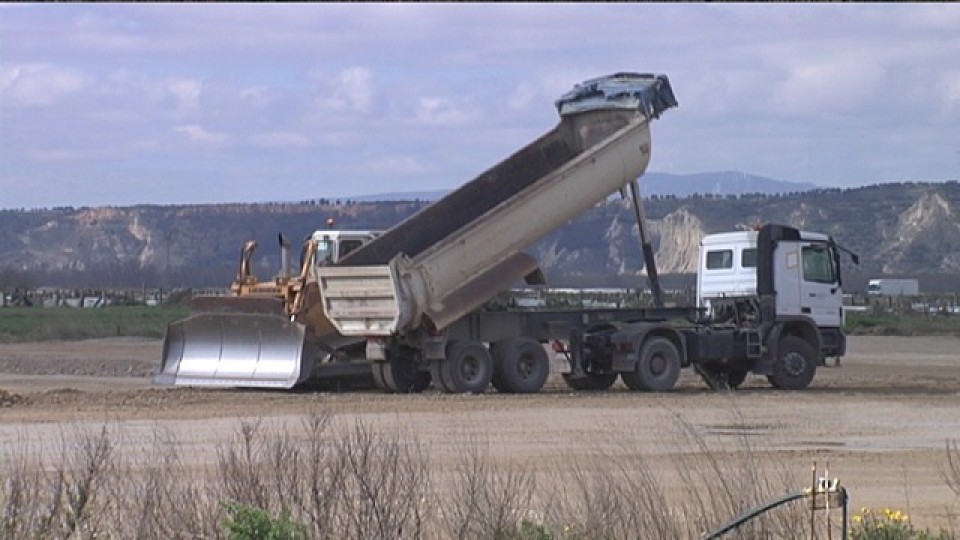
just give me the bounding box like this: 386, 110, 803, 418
223, 504, 308, 540
851, 507, 954, 540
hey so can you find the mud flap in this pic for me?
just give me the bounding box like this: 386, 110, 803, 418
155, 313, 312, 389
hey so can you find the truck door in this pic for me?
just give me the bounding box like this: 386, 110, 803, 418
773, 244, 802, 317
798, 242, 842, 327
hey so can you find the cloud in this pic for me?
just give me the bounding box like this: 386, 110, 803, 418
506, 71, 588, 111
940, 71, 960, 113
415, 96, 477, 126
239, 86, 279, 108
0, 63, 87, 108
175, 124, 228, 144
506, 81, 539, 111
315, 66, 374, 113
2, 3, 960, 209
164, 78, 202, 110
27, 148, 87, 162
71, 10, 148, 52
771, 55, 885, 115
903, 3, 960, 30
251, 131, 311, 149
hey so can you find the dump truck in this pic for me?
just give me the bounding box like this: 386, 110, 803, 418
157, 71, 678, 389
322, 221, 855, 393
316, 75, 857, 393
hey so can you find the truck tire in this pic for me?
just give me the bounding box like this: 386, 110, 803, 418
767, 335, 816, 390
437, 340, 493, 394
622, 336, 680, 392
381, 349, 431, 393
562, 372, 617, 391
371, 361, 389, 390
430, 359, 448, 392
726, 368, 748, 389
490, 337, 549, 394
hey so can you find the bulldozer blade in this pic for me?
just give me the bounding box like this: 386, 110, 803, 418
155, 312, 313, 389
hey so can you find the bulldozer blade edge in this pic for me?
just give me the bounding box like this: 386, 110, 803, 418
155, 313, 311, 389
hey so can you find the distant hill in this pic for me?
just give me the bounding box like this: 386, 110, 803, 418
639, 171, 816, 197
348, 190, 448, 202
349, 171, 815, 202
2, 181, 959, 291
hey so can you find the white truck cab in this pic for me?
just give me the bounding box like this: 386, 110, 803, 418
698, 228, 843, 329
697, 230, 759, 310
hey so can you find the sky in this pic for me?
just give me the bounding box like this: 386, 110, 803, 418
2, 3, 959, 209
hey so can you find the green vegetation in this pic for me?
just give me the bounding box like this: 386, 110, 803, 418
3, 304, 959, 344
845, 311, 960, 337
852, 507, 955, 540
224, 504, 308, 540
0, 305, 188, 342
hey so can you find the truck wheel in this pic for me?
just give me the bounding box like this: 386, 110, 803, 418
562, 372, 617, 391
725, 367, 748, 389
767, 336, 816, 390
430, 359, 449, 392
439, 340, 493, 394
382, 349, 431, 393
371, 361, 389, 390
622, 336, 680, 392
490, 338, 549, 394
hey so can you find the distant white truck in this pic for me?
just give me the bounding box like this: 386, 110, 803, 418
866, 278, 918, 296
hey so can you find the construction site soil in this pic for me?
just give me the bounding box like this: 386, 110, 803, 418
1, 335, 958, 529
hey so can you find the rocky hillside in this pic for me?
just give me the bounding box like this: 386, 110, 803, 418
2, 182, 959, 290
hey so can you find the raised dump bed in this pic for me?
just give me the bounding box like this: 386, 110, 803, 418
320, 73, 677, 336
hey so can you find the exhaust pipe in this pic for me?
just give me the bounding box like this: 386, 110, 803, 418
279, 234, 292, 278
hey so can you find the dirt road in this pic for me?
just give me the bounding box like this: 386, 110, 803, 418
1, 335, 958, 528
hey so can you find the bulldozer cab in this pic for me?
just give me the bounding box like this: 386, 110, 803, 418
310, 230, 379, 266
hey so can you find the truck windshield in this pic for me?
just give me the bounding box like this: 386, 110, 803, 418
801, 245, 836, 284
316, 239, 335, 264
339, 239, 364, 258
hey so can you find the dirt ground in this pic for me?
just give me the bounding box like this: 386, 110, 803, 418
1, 335, 959, 530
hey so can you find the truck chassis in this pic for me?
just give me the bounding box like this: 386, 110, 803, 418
368, 295, 845, 395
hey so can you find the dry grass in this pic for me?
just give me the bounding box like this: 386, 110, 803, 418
440, 437, 537, 539
2, 411, 956, 539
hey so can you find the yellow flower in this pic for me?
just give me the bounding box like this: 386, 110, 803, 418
852, 515, 862, 524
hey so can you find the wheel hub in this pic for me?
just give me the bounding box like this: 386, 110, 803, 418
649, 354, 666, 375
782, 351, 806, 377
461, 356, 480, 381
517, 353, 534, 378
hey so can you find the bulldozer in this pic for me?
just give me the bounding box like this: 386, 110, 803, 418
155, 227, 378, 388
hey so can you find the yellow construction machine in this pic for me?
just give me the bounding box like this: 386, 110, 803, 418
155, 228, 377, 388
